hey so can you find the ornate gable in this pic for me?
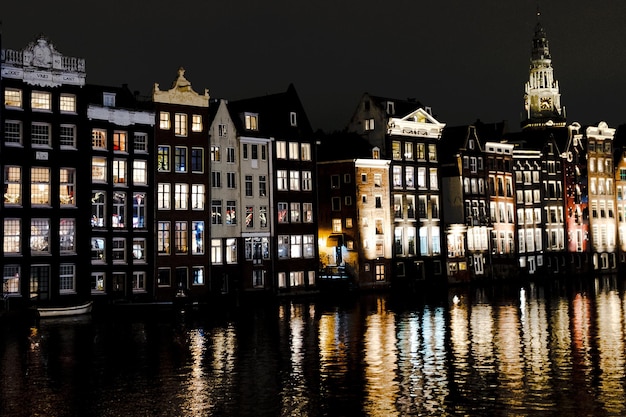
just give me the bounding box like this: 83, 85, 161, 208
387, 108, 445, 139
152, 67, 209, 107
1, 35, 85, 87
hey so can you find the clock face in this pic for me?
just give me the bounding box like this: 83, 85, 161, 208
540, 97, 552, 110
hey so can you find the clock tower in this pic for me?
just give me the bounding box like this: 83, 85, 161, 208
521, 11, 566, 130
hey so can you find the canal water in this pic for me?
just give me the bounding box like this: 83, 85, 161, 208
1, 275, 626, 417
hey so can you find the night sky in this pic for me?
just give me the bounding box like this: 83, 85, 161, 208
2, 1, 625, 132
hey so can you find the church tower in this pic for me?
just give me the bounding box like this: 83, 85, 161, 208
521, 11, 566, 130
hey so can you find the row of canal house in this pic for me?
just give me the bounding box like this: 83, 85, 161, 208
1, 35, 318, 309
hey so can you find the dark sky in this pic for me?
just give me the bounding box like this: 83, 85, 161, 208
2, 1, 626, 132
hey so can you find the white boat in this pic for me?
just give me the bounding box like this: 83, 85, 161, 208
37, 301, 93, 318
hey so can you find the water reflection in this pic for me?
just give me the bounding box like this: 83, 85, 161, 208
3, 277, 626, 416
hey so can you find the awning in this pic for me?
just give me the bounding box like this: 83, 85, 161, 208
326, 234, 344, 247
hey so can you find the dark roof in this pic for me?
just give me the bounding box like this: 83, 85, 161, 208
228, 84, 314, 140
84, 83, 152, 111
367, 94, 425, 117
317, 131, 374, 162
439, 120, 508, 165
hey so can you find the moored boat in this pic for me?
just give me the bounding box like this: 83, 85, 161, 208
37, 301, 93, 318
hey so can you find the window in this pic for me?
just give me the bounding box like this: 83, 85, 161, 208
133, 238, 146, 262
112, 238, 126, 263
303, 235, 315, 258
3, 265, 20, 294
246, 206, 254, 228
405, 167, 414, 188
212, 171, 221, 188
191, 148, 204, 173
4, 166, 22, 205
211, 146, 221, 162
428, 144, 437, 161
277, 141, 287, 159
192, 267, 205, 285
259, 176, 267, 196
226, 238, 237, 264
174, 183, 189, 210
226, 201, 237, 225
113, 131, 127, 152
251, 145, 258, 160
3, 219, 21, 254
31, 91, 51, 111
392, 141, 402, 160
5, 88, 22, 108
157, 221, 171, 254
245, 175, 253, 196
59, 124, 76, 148
290, 171, 300, 190
30, 219, 50, 253
253, 270, 265, 288
175, 147, 187, 172
192, 184, 205, 209
133, 272, 146, 292
103, 92, 116, 107
112, 192, 126, 228
303, 203, 313, 223
289, 142, 300, 160
92, 129, 107, 150
331, 197, 341, 211
365, 118, 375, 131
301, 143, 311, 161
211, 239, 223, 264
158, 146, 170, 171
134, 132, 148, 153
160, 112, 170, 129
175, 221, 188, 254
242, 144, 248, 160
290, 202, 301, 222
278, 202, 288, 223
133, 160, 148, 185
332, 218, 342, 233
302, 171, 312, 191
192, 114, 203, 132
219, 124, 228, 137
290, 111, 298, 126
31, 122, 51, 146
212, 200, 222, 225
157, 268, 171, 286
4, 120, 22, 145
60, 168, 76, 206
290, 235, 302, 258
260, 206, 268, 227
404, 143, 414, 160
31, 167, 50, 205
245, 113, 258, 130
58, 264, 76, 293
91, 272, 105, 293
226, 172, 237, 189
192, 221, 204, 254
277, 170, 288, 191
92, 192, 106, 227
112, 160, 127, 185
375, 195, 382, 208
416, 143, 425, 160
133, 193, 146, 229
227, 147, 236, 163
278, 235, 290, 259
59, 93, 76, 112
157, 183, 171, 209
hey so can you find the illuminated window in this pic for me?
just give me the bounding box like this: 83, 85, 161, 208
31, 122, 51, 146
246, 206, 254, 228
160, 112, 170, 129
211, 239, 223, 264
30, 219, 50, 253
157, 221, 171, 254
277, 170, 288, 190
278, 202, 288, 223
175, 221, 188, 254
59, 168, 76, 206
3, 219, 21, 254
290, 171, 300, 190
175, 113, 188, 136
289, 142, 299, 160
192, 184, 205, 209
278, 235, 289, 259
219, 124, 228, 136
112, 160, 127, 185
133, 160, 147, 185
60, 94, 76, 112
60, 124, 76, 148
112, 192, 126, 228
113, 131, 127, 152
332, 218, 342, 233
192, 267, 205, 285
303, 203, 313, 223
302, 171, 312, 191
290, 202, 301, 222
276, 141, 287, 159
92, 129, 106, 149
31, 91, 51, 111
4, 166, 21, 205
31, 167, 50, 205
226, 201, 237, 225
133, 193, 146, 229
91, 272, 105, 293
244, 113, 258, 130
158, 146, 170, 171
157, 183, 171, 209
211, 200, 222, 225
133, 238, 146, 262
91, 192, 106, 227
3, 265, 21, 294
192, 221, 204, 255
103, 92, 115, 107
260, 206, 268, 227
192, 114, 203, 132
5, 88, 22, 108
365, 118, 375, 131
174, 183, 189, 209
5, 120, 22, 145
392, 141, 401, 160
112, 238, 126, 263
301, 143, 311, 161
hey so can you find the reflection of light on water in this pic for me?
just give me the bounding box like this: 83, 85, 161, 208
279, 303, 310, 416
596, 285, 625, 415
182, 329, 208, 414
495, 305, 524, 404
364, 301, 398, 417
